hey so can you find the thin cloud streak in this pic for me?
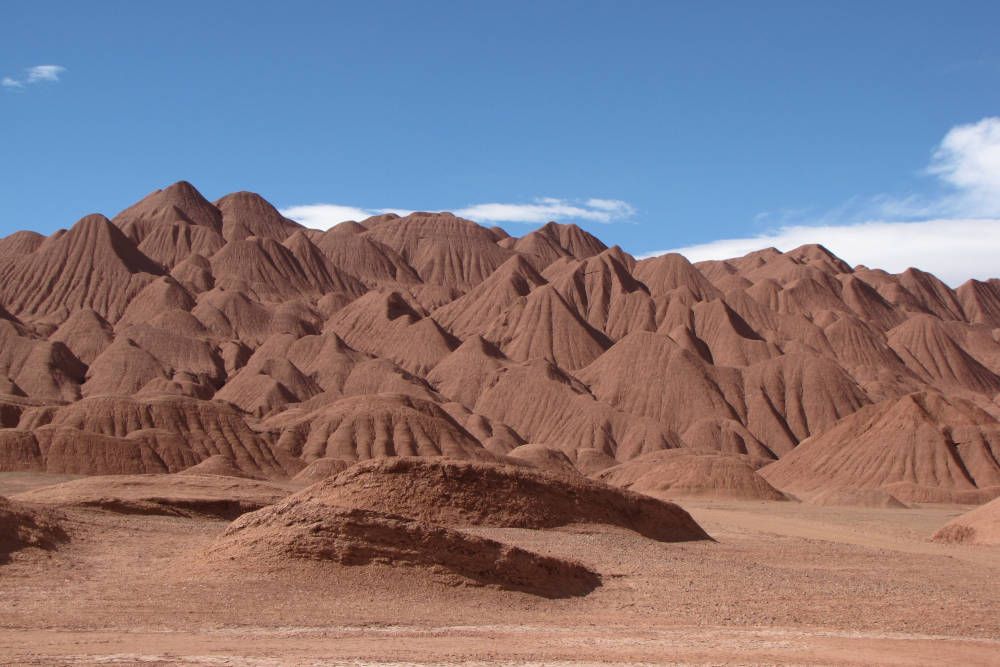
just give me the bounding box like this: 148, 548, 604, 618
455, 198, 634, 224
26, 65, 65, 82
280, 197, 635, 230
2, 64, 67, 90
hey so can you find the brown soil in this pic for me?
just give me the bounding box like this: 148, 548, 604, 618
0, 495, 67, 561
203, 500, 600, 598
0, 484, 996, 665
296, 457, 711, 542
595, 448, 787, 500
12, 473, 288, 520
933, 497, 1000, 544
808, 487, 909, 508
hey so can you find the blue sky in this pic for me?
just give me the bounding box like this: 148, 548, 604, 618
3, 1, 1000, 282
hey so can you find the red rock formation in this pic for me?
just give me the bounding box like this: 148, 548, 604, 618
0, 181, 997, 509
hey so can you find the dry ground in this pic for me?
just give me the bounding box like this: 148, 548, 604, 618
0, 473, 997, 666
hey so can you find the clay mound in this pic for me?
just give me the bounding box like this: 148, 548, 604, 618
0, 377, 24, 398
24, 395, 291, 478
887, 315, 1000, 394
741, 353, 871, 456
81, 336, 168, 397
518, 221, 607, 262
474, 356, 686, 460
896, 268, 966, 321
482, 284, 612, 370
207, 502, 600, 597
291, 393, 489, 462
136, 219, 224, 269
170, 253, 215, 293
178, 455, 255, 479
549, 249, 655, 339
785, 243, 853, 274
691, 298, 777, 366
441, 402, 526, 455
283, 331, 367, 391
509, 226, 573, 269
839, 275, 905, 331
0, 320, 86, 401
215, 357, 321, 417
634, 253, 721, 301
111, 323, 223, 383
112, 181, 223, 243
298, 457, 710, 542
0, 496, 68, 561
0, 213, 162, 323
957, 278, 1000, 326
282, 231, 367, 300
575, 448, 618, 475
13, 474, 286, 520
49, 308, 114, 365
932, 497, 1000, 545
807, 488, 908, 509
761, 392, 1000, 500
880, 482, 1000, 505
312, 232, 421, 287
0, 230, 45, 257
426, 336, 508, 407
192, 289, 312, 347
116, 277, 197, 329
291, 457, 355, 484
365, 212, 515, 289
506, 444, 580, 476
578, 331, 743, 434
216, 191, 302, 243
596, 449, 786, 501
432, 255, 547, 339
325, 291, 458, 376
822, 315, 916, 383
2, 426, 179, 475
210, 236, 334, 301
681, 418, 770, 461
777, 277, 852, 318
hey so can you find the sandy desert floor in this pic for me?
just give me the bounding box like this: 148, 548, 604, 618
1, 473, 998, 666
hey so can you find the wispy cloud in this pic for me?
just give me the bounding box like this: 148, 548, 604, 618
26, 65, 65, 82
643, 116, 1000, 286
2, 64, 66, 90
279, 204, 412, 229
455, 198, 634, 225
280, 197, 635, 230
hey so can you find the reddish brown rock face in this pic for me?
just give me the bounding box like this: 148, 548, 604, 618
0, 181, 997, 506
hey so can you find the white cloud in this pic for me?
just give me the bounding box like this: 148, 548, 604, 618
586, 198, 636, 214
927, 116, 1000, 216
644, 117, 1000, 286
2, 64, 66, 90
26, 65, 65, 82
646, 218, 1000, 287
281, 197, 635, 230
455, 198, 634, 224
280, 204, 389, 229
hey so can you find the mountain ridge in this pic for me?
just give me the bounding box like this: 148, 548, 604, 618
1, 181, 998, 504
